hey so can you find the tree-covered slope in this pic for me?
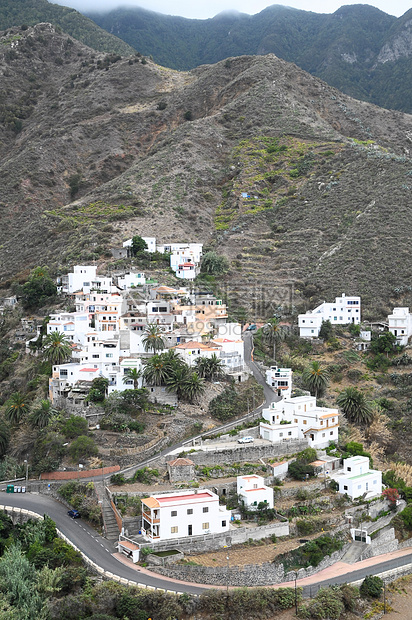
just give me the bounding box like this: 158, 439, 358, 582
0, 0, 135, 55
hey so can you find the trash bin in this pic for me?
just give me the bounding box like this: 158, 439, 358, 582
16, 486, 21, 493
21, 487, 26, 493
6, 485, 13, 493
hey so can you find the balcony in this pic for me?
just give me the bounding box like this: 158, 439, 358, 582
142, 510, 160, 524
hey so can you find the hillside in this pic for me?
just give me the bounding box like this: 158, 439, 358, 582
86, 3, 412, 113
0, 0, 135, 55
1, 23, 412, 317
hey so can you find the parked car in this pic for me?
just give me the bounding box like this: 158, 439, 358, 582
246, 324, 257, 331
68, 510, 81, 519
238, 436, 254, 444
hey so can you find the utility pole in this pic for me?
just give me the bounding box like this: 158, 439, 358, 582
295, 571, 298, 614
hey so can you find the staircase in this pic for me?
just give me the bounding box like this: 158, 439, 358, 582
94, 481, 121, 542
340, 541, 368, 564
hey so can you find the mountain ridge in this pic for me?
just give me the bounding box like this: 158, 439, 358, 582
1, 22, 412, 317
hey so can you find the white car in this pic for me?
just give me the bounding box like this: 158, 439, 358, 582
238, 435, 254, 444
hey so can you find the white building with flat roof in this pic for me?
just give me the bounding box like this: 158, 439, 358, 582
298, 293, 361, 338
388, 307, 412, 346
260, 395, 339, 449
237, 475, 274, 510
331, 456, 382, 500
265, 366, 293, 398
141, 489, 231, 542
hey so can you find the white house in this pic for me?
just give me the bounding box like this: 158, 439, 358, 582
123, 236, 156, 253
140, 489, 231, 541
260, 395, 339, 449
47, 312, 91, 345
265, 366, 293, 398
332, 456, 382, 500
175, 261, 197, 280
298, 293, 361, 338
173, 340, 221, 365
237, 475, 274, 510
60, 265, 97, 294
388, 307, 412, 346
117, 272, 146, 289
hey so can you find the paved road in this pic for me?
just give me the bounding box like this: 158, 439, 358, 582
2, 493, 412, 596
0, 493, 205, 595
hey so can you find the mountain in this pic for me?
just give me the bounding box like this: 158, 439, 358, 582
1, 22, 412, 318
0, 0, 135, 55
86, 3, 412, 113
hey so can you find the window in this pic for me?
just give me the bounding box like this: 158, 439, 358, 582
288, 431, 292, 436
106, 353, 113, 358
203, 507, 209, 513
344, 485, 348, 490
330, 431, 333, 435
303, 420, 307, 425
60, 369, 68, 377
171, 511, 177, 517
187, 509, 193, 515
294, 419, 298, 423
373, 480, 377, 484
92, 354, 99, 359
347, 467, 351, 472
279, 432, 283, 438
171, 526, 178, 533
322, 433, 325, 438
320, 420, 323, 425
222, 520, 226, 527
358, 484, 361, 489
202, 522, 209, 530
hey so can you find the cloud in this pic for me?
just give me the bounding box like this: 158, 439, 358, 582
52, 0, 405, 19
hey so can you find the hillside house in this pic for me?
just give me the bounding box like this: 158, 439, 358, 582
298, 293, 361, 338
260, 395, 339, 449
331, 456, 382, 500
116, 272, 146, 289
123, 236, 156, 253
265, 366, 293, 398
237, 475, 274, 510
388, 307, 412, 346
141, 489, 231, 541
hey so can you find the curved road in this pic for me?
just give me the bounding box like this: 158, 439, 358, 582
3, 493, 412, 597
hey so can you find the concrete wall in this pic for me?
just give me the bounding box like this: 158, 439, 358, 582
139, 520, 289, 555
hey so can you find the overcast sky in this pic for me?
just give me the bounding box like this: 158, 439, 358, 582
52, 0, 410, 19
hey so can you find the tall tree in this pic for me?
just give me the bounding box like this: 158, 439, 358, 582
337, 387, 373, 427
262, 318, 285, 361
122, 368, 141, 390
302, 361, 330, 398
42, 332, 72, 365
142, 354, 170, 386
4, 393, 28, 425
21, 266, 57, 310
131, 235, 148, 256
142, 324, 165, 354
29, 400, 57, 429
195, 354, 224, 380
180, 371, 205, 403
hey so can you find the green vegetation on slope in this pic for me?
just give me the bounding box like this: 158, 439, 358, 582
0, 0, 135, 55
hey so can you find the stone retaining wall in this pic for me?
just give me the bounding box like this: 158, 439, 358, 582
150, 543, 352, 587
173, 441, 308, 467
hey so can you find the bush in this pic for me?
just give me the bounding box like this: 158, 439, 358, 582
289, 461, 315, 480
63, 415, 88, 439
303, 587, 344, 619
68, 436, 98, 462
360, 575, 383, 598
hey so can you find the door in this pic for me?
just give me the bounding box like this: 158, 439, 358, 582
188, 524, 192, 536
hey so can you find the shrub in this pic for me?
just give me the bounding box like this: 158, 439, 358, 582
68, 436, 98, 462
360, 575, 383, 598
63, 415, 88, 439
303, 587, 344, 619
289, 461, 315, 480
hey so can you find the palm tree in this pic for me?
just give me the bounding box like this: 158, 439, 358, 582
302, 361, 330, 398
161, 348, 186, 370
262, 318, 285, 361
165, 365, 190, 399
122, 368, 142, 390
4, 392, 28, 425
42, 331, 72, 365
142, 354, 170, 386
142, 324, 165, 354
0, 420, 10, 456
29, 400, 57, 429
337, 387, 373, 427
181, 372, 205, 403
195, 354, 224, 380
